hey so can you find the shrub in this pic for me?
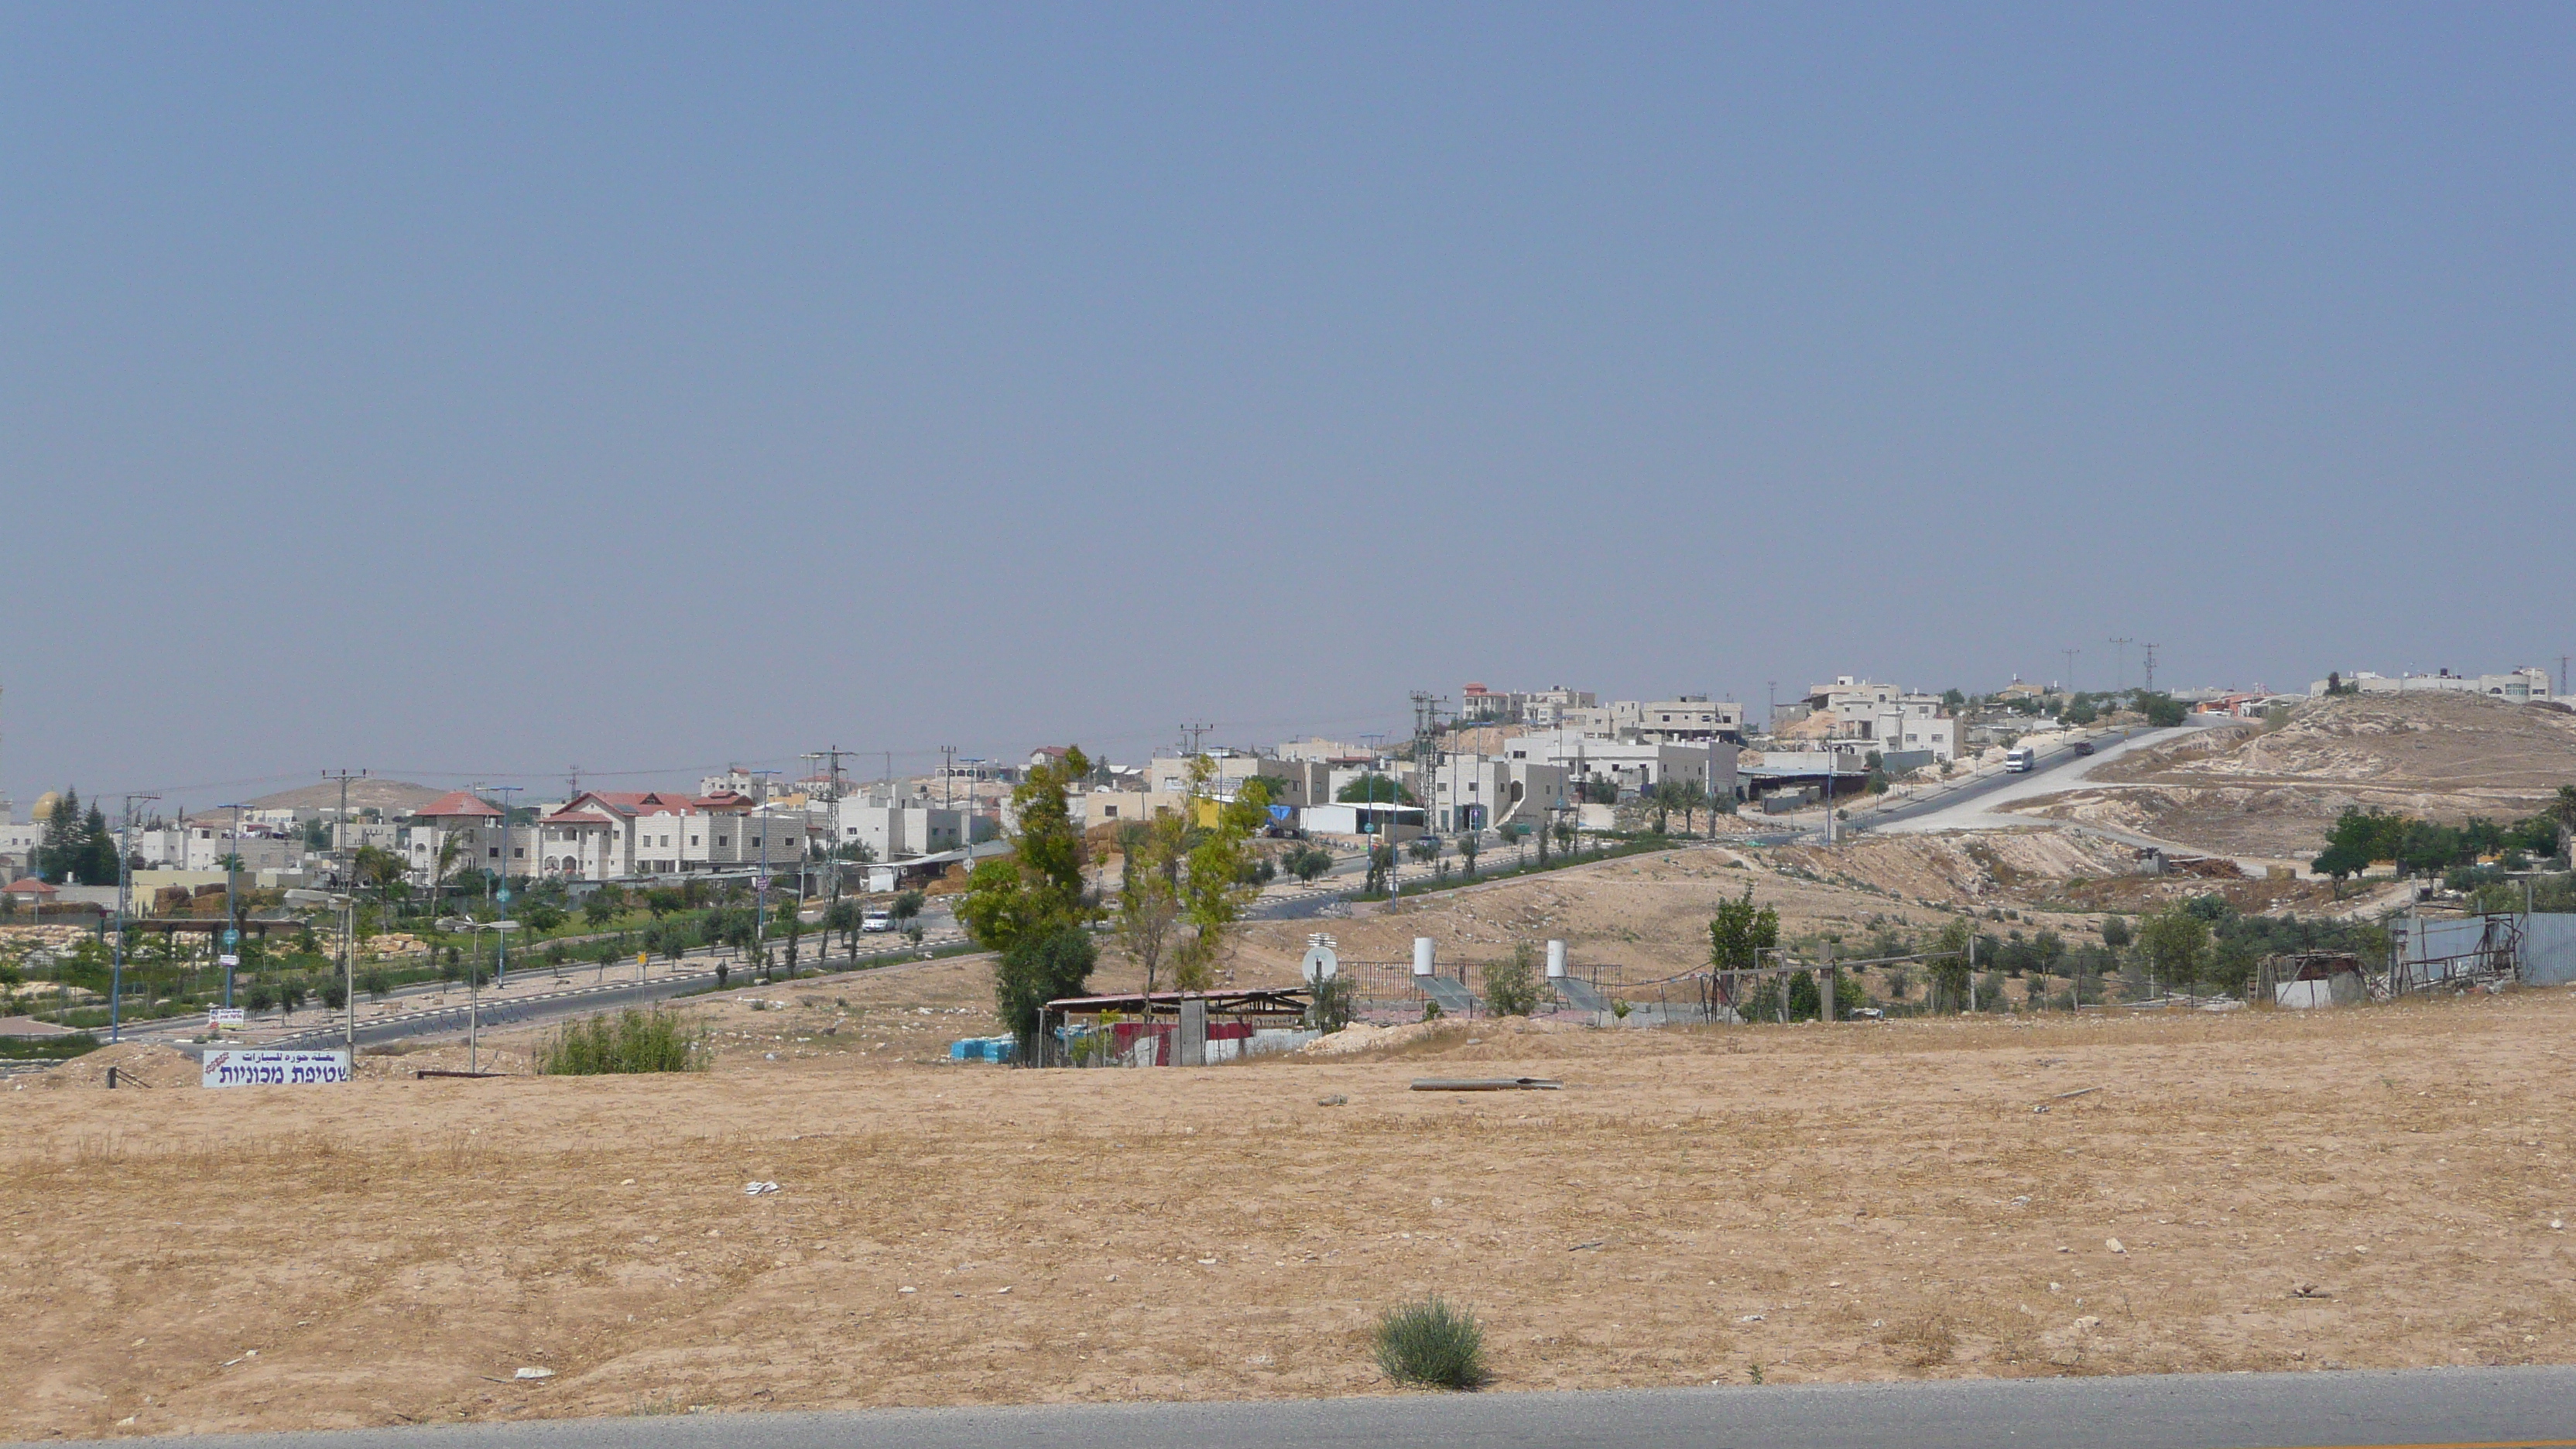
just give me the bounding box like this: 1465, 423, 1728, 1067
538, 1009, 704, 1075
1484, 943, 1542, 1018
1373, 1294, 1486, 1389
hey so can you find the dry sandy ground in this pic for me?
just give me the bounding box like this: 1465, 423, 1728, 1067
2009, 693, 2576, 858
8, 988, 2576, 1440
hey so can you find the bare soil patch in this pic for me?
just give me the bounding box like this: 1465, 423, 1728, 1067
2012, 694, 2576, 858
9, 988, 2576, 1440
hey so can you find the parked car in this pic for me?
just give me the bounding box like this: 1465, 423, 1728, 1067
2071, 741, 2095, 757
861, 910, 894, 933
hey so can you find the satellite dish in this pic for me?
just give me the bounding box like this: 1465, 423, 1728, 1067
1300, 942, 1339, 983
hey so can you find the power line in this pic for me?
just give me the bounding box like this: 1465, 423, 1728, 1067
2141, 643, 2160, 695
2108, 638, 2134, 694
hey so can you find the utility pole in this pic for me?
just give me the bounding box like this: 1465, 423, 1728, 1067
1766, 681, 1777, 734
567, 764, 582, 799
940, 746, 955, 808
110, 794, 156, 1043
2108, 639, 2133, 694
487, 784, 520, 985
323, 769, 365, 886
2060, 649, 2079, 694
2141, 643, 2160, 695
752, 769, 779, 982
1181, 721, 1214, 757
220, 802, 245, 1008
2560, 655, 2569, 698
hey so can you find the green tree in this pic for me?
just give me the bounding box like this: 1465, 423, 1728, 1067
824, 898, 862, 958
1930, 916, 1976, 1012
1336, 774, 1416, 806
581, 890, 621, 929
993, 925, 1097, 1060
956, 746, 1094, 953
1169, 766, 1266, 990
1708, 886, 1780, 972
2134, 692, 2188, 728
1483, 941, 1542, 1018
1285, 843, 1334, 882
352, 844, 409, 926
1455, 830, 1482, 879
889, 889, 927, 930
2100, 915, 2131, 949
1114, 817, 1184, 994
2136, 909, 2210, 997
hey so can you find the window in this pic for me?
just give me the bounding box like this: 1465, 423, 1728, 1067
690, 836, 700, 847
1102, 804, 1118, 818
716, 836, 728, 847
488, 847, 500, 859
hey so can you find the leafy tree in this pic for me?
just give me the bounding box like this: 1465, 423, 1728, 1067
2136, 909, 2211, 996
352, 844, 409, 925
2064, 694, 2100, 726
1484, 941, 1542, 1018
2133, 692, 2187, 728
317, 975, 348, 1011
993, 925, 1097, 1060
1285, 843, 1334, 882
1929, 917, 1976, 1011
1169, 766, 1267, 990
957, 746, 1093, 953
824, 899, 862, 957
581, 891, 620, 929
1336, 774, 1416, 806
245, 979, 276, 1016
1114, 817, 1184, 994
1708, 887, 1780, 973
889, 889, 927, 928
1456, 831, 1482, 879
644, 887, 683, 920
518, 900, 567, 934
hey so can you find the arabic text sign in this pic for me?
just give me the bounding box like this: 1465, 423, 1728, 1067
207, 1008, 247, 1029
201, 1049, 351, 1088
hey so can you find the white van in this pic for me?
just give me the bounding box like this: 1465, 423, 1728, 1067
2003, 746, 2036, 774
862, 910, 894, 933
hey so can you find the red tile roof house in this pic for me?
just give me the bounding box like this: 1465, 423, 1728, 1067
403, 791, 507, 881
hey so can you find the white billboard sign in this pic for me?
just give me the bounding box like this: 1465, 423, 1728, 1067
201, 1049, 351, 1088
207, 1008, 247, 1029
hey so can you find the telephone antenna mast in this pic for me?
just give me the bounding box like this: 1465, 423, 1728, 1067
2141, 643, 2160, 695
2108, 638, 2134, 694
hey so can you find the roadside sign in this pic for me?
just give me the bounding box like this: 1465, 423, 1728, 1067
201, 1049, 351, 1088
221, 928, 240, 947
218, 954, 240, 970
496, 887, 512, 904
207, 1008, 246, 1029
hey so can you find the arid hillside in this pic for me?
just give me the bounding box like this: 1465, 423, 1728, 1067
2005, 693, 2576, 858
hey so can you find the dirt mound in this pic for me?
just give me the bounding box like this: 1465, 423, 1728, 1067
2099, 693, 2576, 798
1772, 831, 2141, 906
22, 1041, 202, 1091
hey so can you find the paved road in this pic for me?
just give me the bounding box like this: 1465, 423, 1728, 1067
44, 1367, 2576, 1449
1859, 724, 2169, 834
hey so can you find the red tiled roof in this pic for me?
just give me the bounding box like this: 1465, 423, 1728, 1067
543, 811, 618, 827
4, 878, 59, 896
415, 791, 502, 819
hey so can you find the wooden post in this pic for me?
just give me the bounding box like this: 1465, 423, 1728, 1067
1821, 940, 1836, 1023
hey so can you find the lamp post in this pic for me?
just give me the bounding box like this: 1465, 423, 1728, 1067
287, 888, 358, 1050
437, 916, 519, 1073
217, 802, 248, 1008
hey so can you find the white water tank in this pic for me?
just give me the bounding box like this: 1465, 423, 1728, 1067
1546, 940, 1566, 978
1412, 937, 1436, 976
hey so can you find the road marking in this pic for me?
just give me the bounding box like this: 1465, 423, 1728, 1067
2237, 1441, 2576, 1449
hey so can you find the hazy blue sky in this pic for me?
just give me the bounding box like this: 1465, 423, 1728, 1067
5, 5, 2571, 808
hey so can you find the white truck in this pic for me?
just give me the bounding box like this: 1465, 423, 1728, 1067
2002, 745, 2036, 774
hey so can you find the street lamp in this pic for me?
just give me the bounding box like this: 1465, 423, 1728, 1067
437, 915, 519, 1073
286, 888, 358, 1050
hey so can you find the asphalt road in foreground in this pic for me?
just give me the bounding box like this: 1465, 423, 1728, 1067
47, 1367, 2576, 1449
